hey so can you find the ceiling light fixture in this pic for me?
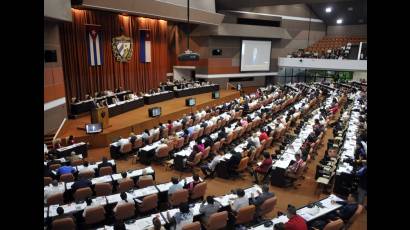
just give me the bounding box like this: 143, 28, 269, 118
348, 7, 353, 11
325, 7, 332, 13
336, 19, 343, 24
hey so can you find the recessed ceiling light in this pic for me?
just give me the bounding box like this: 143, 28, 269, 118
325, 7, 332, 13
337, 19, 343, 24
348, 7, 353, 11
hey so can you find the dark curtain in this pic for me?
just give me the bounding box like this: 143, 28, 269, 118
59, 9, 168, 110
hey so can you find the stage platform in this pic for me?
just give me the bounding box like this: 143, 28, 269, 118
57, 89, 240, 148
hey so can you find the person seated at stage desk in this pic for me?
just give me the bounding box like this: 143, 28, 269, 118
97, 157, 113, 170
285, 153, 304, 178
111, 96, 120, 104
139, 92, 145, 97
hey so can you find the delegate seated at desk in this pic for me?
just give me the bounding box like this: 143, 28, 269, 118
284, 205, 308, 230
229, 188, 249, 212
168, 177, 184, 195
167, 202, 194, 230
71, 178, 92, 193
97, 157, 113, 170
311, 193, 359, 229
78, 161, 94, 174
57, 165, 76, 176
201, 150, 223, 178
250, 184, 275, 219
67, 151, 81, 164
44, 180, 65, 204
199, 196, 222, 224
52, 207, 75, 223
285, 153, 304, 177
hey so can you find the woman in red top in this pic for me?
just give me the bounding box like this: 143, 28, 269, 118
259, 130, 269, 142
284, 205, 308, 230
253, 152, 272, 184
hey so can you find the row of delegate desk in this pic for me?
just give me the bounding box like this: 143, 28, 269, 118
96, 184, 263, 230
70, 90, 133, 115
269, 91, 338, 187
47, 159, 118, 182
249, 194, 344, 229
44, 175, 196, 224
333, 93, 364, 197
70, 85, 220, 115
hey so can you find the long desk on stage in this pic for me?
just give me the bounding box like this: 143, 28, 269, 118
143, 91, 175, 104
174, 84, 219, 97
107, 98, 144, 117
70, 90, 132, 115
57, 89, 240, 148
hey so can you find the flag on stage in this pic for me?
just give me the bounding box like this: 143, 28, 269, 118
139, 30, 151, 63
87, 28, 103, 66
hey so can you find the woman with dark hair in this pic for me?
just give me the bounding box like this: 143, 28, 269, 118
167, 202, 193, 230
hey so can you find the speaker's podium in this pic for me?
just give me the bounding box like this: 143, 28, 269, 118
91, 107, 109, 129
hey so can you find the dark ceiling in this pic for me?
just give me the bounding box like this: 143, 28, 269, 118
309, 0, 367, 25
216, 0, 367, 26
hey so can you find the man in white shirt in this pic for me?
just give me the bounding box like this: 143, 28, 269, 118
44, 180, 65, 204
249, 132, 261, 148
200, 151, 223, 178
230, 188, 249, 212
168, 177, 184, 195
78, 161, 94, 175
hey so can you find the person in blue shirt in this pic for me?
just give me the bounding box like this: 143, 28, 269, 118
187, 126, 195, 136
330, 193, 359, 223
57, 165, 76, 176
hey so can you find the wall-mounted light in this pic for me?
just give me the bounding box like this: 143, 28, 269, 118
325, 7, 332, 13
336, 19, 343, 24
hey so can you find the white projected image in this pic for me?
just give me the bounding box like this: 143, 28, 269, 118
240, 40, 272, 71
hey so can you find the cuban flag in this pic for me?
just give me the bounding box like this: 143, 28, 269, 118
87, 29, 103, 66
139, 30, 151, 63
